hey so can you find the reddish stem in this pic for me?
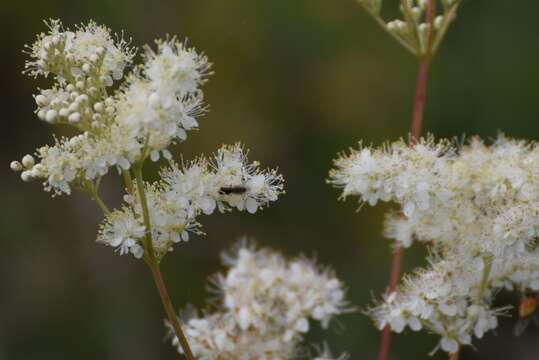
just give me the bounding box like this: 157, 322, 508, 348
378, 246, 405, 360
410, 59, 431, 143
377, 2, 435, 360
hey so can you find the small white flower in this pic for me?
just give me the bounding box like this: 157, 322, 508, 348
98, 208, 145, 258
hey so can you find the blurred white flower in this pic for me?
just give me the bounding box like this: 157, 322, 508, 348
166, 243, 351, 359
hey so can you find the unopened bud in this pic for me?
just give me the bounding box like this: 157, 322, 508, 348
68, 112, 81, 123
10, 161, 23, 172
22, 154, 35, 168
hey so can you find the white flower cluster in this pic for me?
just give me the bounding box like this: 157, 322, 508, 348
368, 254, 506, 353
356, 0, 462, 56
13, 20, 284, 263
167, 244, 350, 359
12, 19, 210, 195
330, 135, 539, 353
98, 145, 284, 259
24, 19, 134, 83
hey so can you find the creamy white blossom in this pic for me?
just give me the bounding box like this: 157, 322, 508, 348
114, 38, 210, 156
330, 136, 539, 256
24, 19, 135, 82
166, 243, 350, 359
13, 20, 211, 195
13, 20, 285, 263
331, 135, 539, 353
97, 147, 284, 259
367, 253, 508, 353
14, 19, 289, 360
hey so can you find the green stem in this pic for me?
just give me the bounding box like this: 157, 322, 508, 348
400, 0, 420, 50
432, 1, 462, 54
123, 169, 135, 194
84, 179, 111, 215
94, 194, 111, 215
133, 163, 157, 264
133, 160, 195, 360
149, 262, 196, 360
476, 255, 493, 304
450, 256, 493, 359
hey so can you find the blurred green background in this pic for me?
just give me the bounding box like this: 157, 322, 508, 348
1, 0, 539, 359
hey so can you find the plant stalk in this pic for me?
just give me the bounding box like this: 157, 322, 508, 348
123, 169, 135, 194
94, 194, 111, 215
149, 262, 196, 360
377, 2, 435, 360
133, 161, 195, 360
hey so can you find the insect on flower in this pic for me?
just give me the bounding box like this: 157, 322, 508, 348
219, 185, 248, 195
514, 294, 539, 336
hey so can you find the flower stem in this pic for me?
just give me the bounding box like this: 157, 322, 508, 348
148, 261, 196, 360
449, 256, 493, 359
85, 179, 111, 215
94, 194, 111, 215
133, 161, 195, 360
377, 2, 435, 360
123, 169, 135, 194
476, 256, 493, 304
133, 163, 157, 263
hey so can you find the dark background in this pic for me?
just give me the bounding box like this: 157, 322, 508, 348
1, 0, 539, 359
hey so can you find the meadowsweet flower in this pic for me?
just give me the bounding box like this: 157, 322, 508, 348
213, 143, 285, 213
24, 19, 134, 82
330, 136, 539, 256
368, 253, 507, 352
114, 38, 210, 158
166, 243, 351, 359
13, 20, 285, 260
97, 207, 145, 258
97, 147, 284, 260
13, 20, 210, 194
331, 135, 539, 353
14, 19, 287, 359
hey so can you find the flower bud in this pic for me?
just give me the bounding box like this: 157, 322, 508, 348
35, 94, 48, 106
21, 171, 32, 182
59, 108, 69, 117
10, 161, 23, 172
37, 109, 47, 120
45, 109, 57, 123
22, 154, 35, 168
68, 112, 81, 123
93, 102, 104, 112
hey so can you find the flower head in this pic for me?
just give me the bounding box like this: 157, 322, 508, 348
167, 243, 351, 359
331, 135, 539, 353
